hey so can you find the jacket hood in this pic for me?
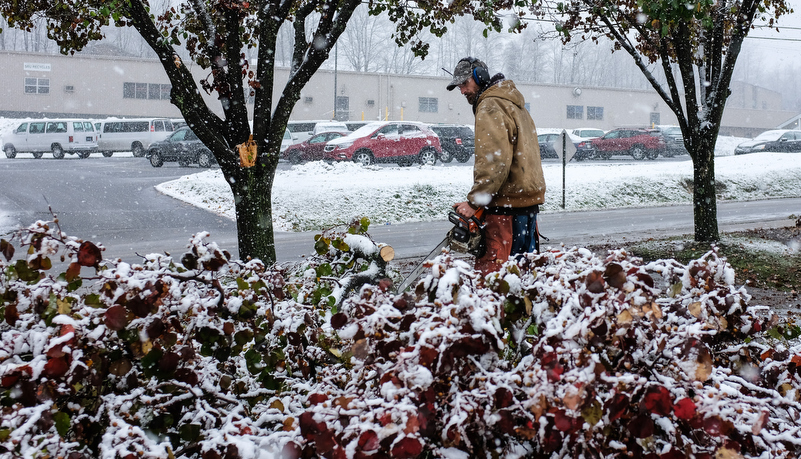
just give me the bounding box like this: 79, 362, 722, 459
478, 80, 525, 110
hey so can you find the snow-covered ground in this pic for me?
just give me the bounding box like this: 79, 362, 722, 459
156, 146, 801, 232
3, 117, 800, 234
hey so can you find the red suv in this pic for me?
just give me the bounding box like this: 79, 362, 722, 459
323, 121, 441, 166
575, 128, 666, 160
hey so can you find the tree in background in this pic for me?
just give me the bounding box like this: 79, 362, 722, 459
0, 0, 527, 264
554, 0, 791, 241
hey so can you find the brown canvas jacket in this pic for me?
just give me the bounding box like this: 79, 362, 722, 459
467, 80, 546, 210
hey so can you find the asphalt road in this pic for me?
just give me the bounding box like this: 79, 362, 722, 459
1, 155, 798, 266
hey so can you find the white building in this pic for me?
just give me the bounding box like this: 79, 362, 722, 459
1, 51, 795, 137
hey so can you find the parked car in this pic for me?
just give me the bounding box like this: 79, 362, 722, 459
4, 119, 98, 159
537, 130, 582, 160
94, 118, 174, 157
655, 125, 687, 157
282, 131, 348, 164
428, 124, 474, 163
286, 121, 318, 144
146, 127, 216, 168
313, 121, 349, 135
571, 128, 605, 139
345, 121, 371, 131
323, 121, 441, 166
575, 128, 666, 160
734, 129, 801, 155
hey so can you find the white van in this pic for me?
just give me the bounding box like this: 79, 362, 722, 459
3, 119, 99, 159
95, 118, 174, 157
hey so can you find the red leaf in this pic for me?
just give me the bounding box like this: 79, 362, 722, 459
606, 393, 630, 421
314, 430, 337, 453
43, 357, 70, 378
418, 346, 438, 367
308, 393, 328, 405
704, 416, 723, 436
330, 313, 348, 329
585, 271, 606, 293
642, 386, 672, 416
673, 397, 697, 420
104, 305, 128, 331
65, 262, 82, 282
0, 239, 14, 262
390, 437, 423, 459
494, 387, 514, 409
358, 430, 379, 452
627, 414, 654, 438
299, 412, 320, 439
1, 373, 20, 387
77, 241, 102, 267
554, 409, 574, 432
604, 263, 627, 289
4, 303, 18, 327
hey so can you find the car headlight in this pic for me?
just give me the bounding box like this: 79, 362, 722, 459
753, 143, 766, 150
337, 142, 354, 150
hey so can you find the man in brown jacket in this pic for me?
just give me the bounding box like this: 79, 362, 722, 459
447, 57, 546, 275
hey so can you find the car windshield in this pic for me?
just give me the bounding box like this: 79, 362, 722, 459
753, 130, 786, 141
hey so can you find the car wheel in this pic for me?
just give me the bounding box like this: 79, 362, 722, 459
418, 148, 438, 166
439, 149, 454, 163
178, 159, 190, 167
646, 150, 660, 160
601, 152, 613, 160
288, 151, 303, 165
149, 151, 164, 167
32, 151, 44, 159
353, 150, 374, 166
132, 142, 145, 158
78, 151, 91, 159
52, 144, 65, 159
102, 151, 113, 158
4, 146, 16, 159
629, 145, 646, 160
455, 152, 471, 163
197, 151, 213, 168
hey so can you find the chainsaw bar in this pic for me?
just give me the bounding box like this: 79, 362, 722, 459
394, 235, 450, 293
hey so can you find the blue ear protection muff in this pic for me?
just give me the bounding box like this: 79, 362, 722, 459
463, 57, 490, 87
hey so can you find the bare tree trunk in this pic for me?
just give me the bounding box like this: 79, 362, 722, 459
692, 137, 719, 241
225, 163, 279, 263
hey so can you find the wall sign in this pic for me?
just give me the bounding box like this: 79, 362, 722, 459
24, 63, 51, 72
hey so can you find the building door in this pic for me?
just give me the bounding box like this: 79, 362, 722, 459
650, 112, 660, 126
335, 96, 349, 121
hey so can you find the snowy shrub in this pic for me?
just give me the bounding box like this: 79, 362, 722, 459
0, 219, 800, 458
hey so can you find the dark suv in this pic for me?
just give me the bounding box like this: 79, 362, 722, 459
146, 127, 216, 168
428, 124, 475, 163
575, 128, 666, 160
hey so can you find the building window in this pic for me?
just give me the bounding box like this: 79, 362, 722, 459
650, 112, 660, 125
24, 77, 50, 94
419, 97, 438, 113
587, 106, 604, 120
122, 82, 170, 100
567, 105, 583, 120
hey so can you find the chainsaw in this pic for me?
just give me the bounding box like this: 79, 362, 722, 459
395, 207, 485, 293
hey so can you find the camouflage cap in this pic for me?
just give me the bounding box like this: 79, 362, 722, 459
446, 58, 487, 91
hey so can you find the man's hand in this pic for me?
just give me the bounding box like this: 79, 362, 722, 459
453, 201, 476, 218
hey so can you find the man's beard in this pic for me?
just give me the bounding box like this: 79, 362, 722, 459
465, 93, 477, 104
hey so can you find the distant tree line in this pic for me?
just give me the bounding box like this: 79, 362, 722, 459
1, 9, 798, 111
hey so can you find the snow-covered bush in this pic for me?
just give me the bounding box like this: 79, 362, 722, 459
0, 219, 799, 458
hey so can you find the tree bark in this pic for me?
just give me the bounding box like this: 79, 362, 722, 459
225, 162, 278, 263
692, 136, 719, 242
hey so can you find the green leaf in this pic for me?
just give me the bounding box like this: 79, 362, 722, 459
54, 411, 70, 437
316, 263, 333, 277
179, 423, 201, 442
141, 348, 164, 369
767, 327, 783, 340
236, 277, 249, 291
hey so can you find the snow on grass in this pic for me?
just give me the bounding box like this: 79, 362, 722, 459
156, 151, 801, 232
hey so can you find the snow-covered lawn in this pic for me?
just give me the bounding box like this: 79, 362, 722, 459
157, 149, 801, 232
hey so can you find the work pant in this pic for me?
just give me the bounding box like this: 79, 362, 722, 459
475, 212, 538, 275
